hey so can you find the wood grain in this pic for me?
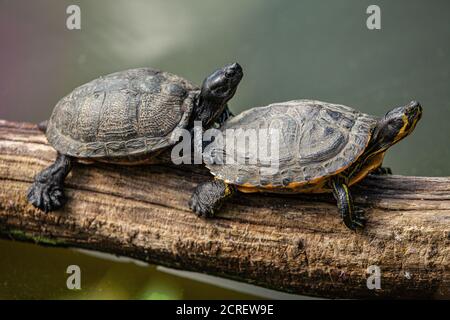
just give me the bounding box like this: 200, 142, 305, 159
0, 119, 448, 299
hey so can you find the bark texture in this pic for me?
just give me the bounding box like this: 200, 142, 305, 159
0, 119, 448, 299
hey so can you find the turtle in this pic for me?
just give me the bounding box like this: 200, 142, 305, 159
27, 63, 244, 212
189, 99, 422, 230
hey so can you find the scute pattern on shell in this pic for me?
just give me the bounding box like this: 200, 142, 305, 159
206, 100, 378, 187
46, 68, 199, 158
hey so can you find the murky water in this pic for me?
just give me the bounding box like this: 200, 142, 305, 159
0, 0, 449, 299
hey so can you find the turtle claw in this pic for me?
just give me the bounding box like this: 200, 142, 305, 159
189, 180, 233, 218
189, 194, 216, 218
351, 208, 367, 229
27, 180, 66, 212
354, 207, 365, 216
352, 219, 366, 229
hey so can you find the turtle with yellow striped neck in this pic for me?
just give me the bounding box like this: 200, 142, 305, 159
190, 100, 422, 230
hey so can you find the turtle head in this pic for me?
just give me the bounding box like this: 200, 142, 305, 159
372, 100, 422, 151
195, 63, 243, 127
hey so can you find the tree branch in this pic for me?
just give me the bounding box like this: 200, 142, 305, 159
0, 119, 448, 299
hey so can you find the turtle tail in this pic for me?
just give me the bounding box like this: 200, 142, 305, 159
37, 120, 48, 133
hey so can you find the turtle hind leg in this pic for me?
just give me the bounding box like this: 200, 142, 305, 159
189, 180, 235, 217
330, 178, 366, 230
27, 153, 73, 212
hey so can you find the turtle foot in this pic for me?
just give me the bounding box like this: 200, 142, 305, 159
27, 180, 66, 212
189, 180, 233, 218
349, 208, 367, 230
189, 190, 216, 218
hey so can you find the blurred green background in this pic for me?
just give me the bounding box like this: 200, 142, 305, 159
0, 0, 449, 299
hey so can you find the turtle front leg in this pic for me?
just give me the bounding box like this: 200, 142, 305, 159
27, 153, 73, 212
189, 180, 235, 217
330, 179, 366, 230
372, 167, 392, 175
215, 106, 234, 127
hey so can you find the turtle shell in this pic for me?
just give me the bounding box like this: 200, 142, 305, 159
206, 100, 378, 188
46, 68, 199, 158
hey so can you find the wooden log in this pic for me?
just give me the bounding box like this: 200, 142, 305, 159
0, 119, 448, 299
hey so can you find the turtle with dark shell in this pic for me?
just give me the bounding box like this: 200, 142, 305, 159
189, 99, 422, 230
27, 63, 243, 212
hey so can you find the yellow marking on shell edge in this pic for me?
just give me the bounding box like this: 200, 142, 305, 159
234, 151, 385, 195
237, 185, 259, 193
233, 164, 349, 194
235, 177, 328, 194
